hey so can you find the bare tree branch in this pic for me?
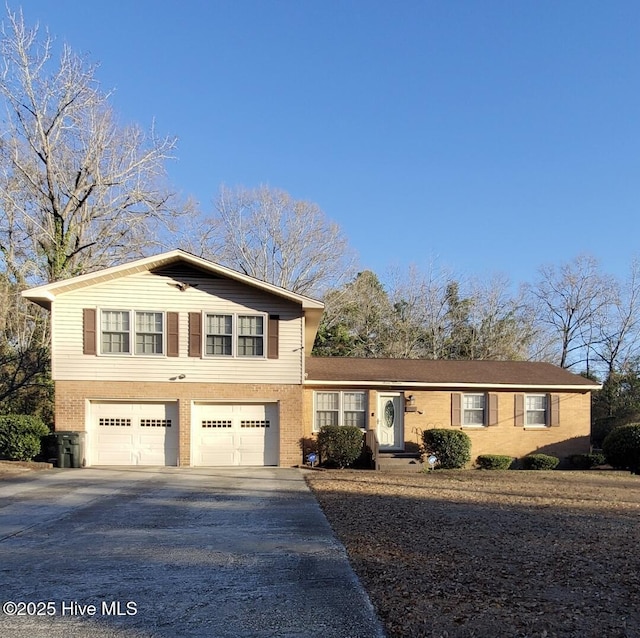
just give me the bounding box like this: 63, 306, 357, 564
0, 8, 185, 283
197, 185, 356, 296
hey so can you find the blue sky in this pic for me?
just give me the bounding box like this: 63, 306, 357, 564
17, 0, 640, 286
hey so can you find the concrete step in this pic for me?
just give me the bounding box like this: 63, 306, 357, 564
378, 453, 423, 472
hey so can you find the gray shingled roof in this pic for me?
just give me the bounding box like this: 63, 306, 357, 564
305, 357, 600, 389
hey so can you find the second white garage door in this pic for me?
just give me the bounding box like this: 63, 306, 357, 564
192, 403, 279, 466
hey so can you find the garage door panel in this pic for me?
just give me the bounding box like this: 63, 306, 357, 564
91, 402, 178, 466
138, 447, 176, 466
193, 403, 279, 467
95, 437, 135, 465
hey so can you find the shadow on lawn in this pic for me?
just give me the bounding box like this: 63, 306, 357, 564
307, 471, 640, 638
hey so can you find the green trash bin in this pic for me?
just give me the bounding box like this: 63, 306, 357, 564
53, 431, 86, 468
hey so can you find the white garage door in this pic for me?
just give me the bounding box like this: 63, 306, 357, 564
192, 403, 279, 466
91, 401, 179, 466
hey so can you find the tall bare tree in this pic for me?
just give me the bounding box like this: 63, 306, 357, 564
0, 8, 181, 283
526, 255, 614, 372
385, 263, 451, 359
593, 259, 640, 376
198, 185, 355, 295
466, 276, 538, 360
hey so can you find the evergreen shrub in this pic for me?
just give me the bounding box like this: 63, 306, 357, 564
422, 429, 471, 469
521, 454, 559, 470
602, 424, 640, 475
568, 452, 606, 470
475, 454, 513, 470
0, 415, 50, 461
317, 425, 364, 468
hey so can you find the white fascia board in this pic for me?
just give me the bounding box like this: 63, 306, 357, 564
304, 380, 602, 391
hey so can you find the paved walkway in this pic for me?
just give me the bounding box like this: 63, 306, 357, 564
0, 467, 385, 637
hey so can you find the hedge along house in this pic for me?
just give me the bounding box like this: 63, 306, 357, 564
23, 250, 600, 467
304, 358, 600, 462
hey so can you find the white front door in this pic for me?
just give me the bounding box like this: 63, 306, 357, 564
377, 394, 403, 450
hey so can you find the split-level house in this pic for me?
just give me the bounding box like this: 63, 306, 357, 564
22, 250, 600, 467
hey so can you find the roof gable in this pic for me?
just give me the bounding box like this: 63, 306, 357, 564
22, 250, 323, 308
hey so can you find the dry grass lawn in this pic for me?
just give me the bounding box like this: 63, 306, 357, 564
305, 469, 640, 638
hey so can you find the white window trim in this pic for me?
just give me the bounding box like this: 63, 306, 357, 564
524, 393, 548, 428
313, 391, 367, 432
461, 393, 487, 428
99, 309, 167, 357
203, 312, 267, 359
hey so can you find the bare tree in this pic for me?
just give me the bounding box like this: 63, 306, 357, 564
0, 8, 181, 283
0, 272, 51, 418
199, 185, 355, 295
594, 259, 640, 376
385, 263, 452, 359
464, 275, 537, 361
526, 255, 614, 372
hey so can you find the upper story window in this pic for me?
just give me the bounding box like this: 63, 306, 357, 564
135, 312, 164, 355
202, 313, 265, 358
462, 393, 485, 426
101, 310, 130, 354
525, 394, 547, 426
314, 391, 367, 431
100, 310, 164, 356
206, 314, 232, 356
238, 315, 264, 357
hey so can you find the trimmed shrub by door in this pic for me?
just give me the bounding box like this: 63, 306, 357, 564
603, 423, 640, 475
317, 425, 364, 468
422, 429, 471, 469
0, 415, 50, 461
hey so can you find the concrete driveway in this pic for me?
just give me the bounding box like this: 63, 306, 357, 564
0, 467, 385, 638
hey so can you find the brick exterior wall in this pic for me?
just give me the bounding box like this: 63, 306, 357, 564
58, 380, 591, 468
56, 380, 304, 467
303, 387, 592, 461
403, 389, 591, 460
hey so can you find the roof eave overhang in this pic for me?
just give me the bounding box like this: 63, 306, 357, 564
304, 379, 602, 391
20, 291, 54, 310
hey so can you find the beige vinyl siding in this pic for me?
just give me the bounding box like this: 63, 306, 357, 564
52, 270, 304, 384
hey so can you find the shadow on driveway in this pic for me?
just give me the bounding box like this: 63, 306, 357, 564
0, 467, 385, 638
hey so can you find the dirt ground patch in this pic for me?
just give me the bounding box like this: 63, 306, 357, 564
0, 460, 53, 477
306, 469, 640, 638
